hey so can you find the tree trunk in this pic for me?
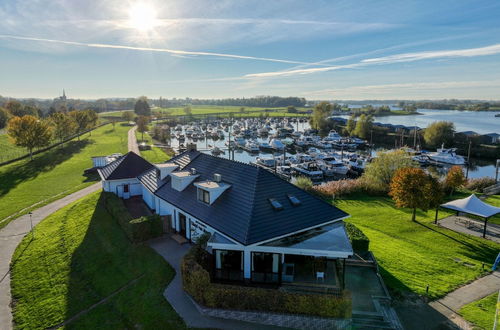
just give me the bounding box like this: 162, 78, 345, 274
29, 148, 33, 160
412, 208, 416, 222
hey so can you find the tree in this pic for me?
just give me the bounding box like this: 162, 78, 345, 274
310, 102, 331, 136
287, 106, 297, 113
363, 150, 417, 192
294, 176, 313, 191
183, 105, 192, 116
346, 114, 356, 136
389, 167, 443, 222
424, 121, 455, 149
84, 109, 99, 136
122, 111, 135, 122
0, 107, 10, 129
7, 115, 52, 159
352, 114, 373, 139
5, 100, 39, 117
239, 107, 246, 113
445, 166, 466, 196
50, 112, 77, 143
69, 110, 90, 140
134, 96, 151, 116
136, 115, 150, 141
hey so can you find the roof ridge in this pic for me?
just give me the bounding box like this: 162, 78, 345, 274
244, 167, 264, 243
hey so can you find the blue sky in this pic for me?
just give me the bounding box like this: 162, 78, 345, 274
1, 0, 500, 100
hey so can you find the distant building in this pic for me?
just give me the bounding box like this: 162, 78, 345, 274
482, 133, 500, 144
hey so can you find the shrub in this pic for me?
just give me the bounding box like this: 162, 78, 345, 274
466, 177, 497, 193
181, 247, 352, 318
102, 192, 133, 238
129, 214, 163, 243
294, 176, 313, 191
312, 178, 364, 199
345, 222, 370, 253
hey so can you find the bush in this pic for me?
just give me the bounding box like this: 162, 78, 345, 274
102, 192, 133, 238
466, 177, 497, 193
312, 178, 364, 198
129, 214, 163, 243
345, 222, 370, 253
294, 176, 313, 191
181, 247, 352, 318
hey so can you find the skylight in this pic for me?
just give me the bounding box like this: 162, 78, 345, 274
288, 194, 301, 206
269, 198, 283, 211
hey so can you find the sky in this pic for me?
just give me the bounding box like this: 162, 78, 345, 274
1, 0, 500, 100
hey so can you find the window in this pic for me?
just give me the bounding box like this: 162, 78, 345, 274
123, 184, 129, 193
268, 198, 283, 211
287, 194, 301, 206
198, 188, 210, 204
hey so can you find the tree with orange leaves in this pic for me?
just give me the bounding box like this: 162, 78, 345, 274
445, 166, 466, 196
389, 167, 443, 222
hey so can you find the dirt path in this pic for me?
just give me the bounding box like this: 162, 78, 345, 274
128, 125, 139, 154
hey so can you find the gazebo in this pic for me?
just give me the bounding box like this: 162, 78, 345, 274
438, 194, 500, 238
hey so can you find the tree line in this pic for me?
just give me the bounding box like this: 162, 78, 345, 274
151, 96, 307, 108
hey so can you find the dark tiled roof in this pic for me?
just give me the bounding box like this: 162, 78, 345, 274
153, 151, 349, 245
98, 151, 154, 180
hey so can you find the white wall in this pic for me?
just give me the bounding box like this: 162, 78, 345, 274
103, 178, 141, 199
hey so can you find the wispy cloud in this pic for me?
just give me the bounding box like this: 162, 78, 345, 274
0, 34, 311, 65
245, 43, 500, 78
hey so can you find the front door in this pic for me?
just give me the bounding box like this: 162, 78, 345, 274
179, 213, 187, 237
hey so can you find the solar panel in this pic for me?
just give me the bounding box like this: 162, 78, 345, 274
288, 194, 301, 206
269, 198, 284, 211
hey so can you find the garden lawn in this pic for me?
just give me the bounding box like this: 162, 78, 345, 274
459, 292, 498, 329
135, 131, 170, 164
0, 133, 29, 163
485, 195, 500, 225
10, 191, 183, 329
335, 194, 500, 299
0, 124, 128, 228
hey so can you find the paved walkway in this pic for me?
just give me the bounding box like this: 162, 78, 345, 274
128, 125, 139, 154
0, 183, 102, 329
428, 271, 500, 329
439, 216, 500, 243
149, 236, 284, 330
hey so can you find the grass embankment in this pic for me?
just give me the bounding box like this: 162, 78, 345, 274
11, 191, 183, 329
485, 195, 500, 225
335, 194, 499, 299
0, 124, 128, 228
0, 133, 29, 163
459, 292, 498, 329
135, 130, 171, 164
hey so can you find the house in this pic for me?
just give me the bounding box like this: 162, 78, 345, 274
481, 133, 500, 144
458, 131, 479, 138
98, 151, 353, 289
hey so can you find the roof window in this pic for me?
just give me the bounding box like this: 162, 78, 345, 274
287, 194, 301, 206
269, 198, 284, 211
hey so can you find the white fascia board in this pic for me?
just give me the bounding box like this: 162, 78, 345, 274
248, 245, 353, 259
248, 215, 351, 247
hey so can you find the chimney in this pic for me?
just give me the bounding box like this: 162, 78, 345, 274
213, 173, 222, 182
191, 168, 197, 175
187, 143, 197, 152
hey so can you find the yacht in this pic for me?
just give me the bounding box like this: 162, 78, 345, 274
243, 140, 260, 153
259, 141, 273, 152
255, 157, 276, 168
291, 162, 324, 181
426, 145, 466, 165
270, 138, 285, 151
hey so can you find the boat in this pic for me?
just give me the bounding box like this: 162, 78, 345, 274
426, 145, 466, 165
270, 138, 285, 151
210, 146, 225, 156
255, 157, 276, 168
290, 162, 324, 180
318, 158, 349, 175
243, 140, 260, 153
259, 141, 274, 152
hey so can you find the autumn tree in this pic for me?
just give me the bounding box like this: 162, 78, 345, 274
0, 107, 10, 129
122, 111, 135, 122
445, 165, 466, 196
69, 110, 90, 140
136, 115, 150, 141
389, 167, 443, 222
363, 150, 416, 192
50, 112, 77, 144
424, 121, 455, 149
7, 115, 52, 159
5, 100, 39, 117
134, 96, 151, 116
85, 109, 99, 136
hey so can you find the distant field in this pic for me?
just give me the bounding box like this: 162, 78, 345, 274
0, 124, 128, 227
98, 110, 133, 118
156, 105, 312, 116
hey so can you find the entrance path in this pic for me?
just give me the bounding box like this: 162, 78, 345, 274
149, 236, 285, 330
0, 183, 102, 329
128, 125, 139, 154
428, 271, 500, 329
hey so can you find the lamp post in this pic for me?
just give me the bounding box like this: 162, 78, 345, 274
28, 212, 34, 239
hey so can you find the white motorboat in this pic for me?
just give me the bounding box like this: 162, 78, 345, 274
291, 162, 324, 180
255, 157, 276, 168
270, 138, 285, 151
243, 140, 260, 153
426, 145, 466, 165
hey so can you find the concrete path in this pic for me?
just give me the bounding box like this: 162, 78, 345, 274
128, 125, 139, 154
0, 183, 102, 329
428, 271, 500, 329
149, 236, 284, 330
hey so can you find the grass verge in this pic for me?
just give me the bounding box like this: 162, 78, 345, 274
10, 191, 184, 329
335, 193, 499, 299
459, 292, 498, 329
0, 124, 128, 228
135, 131, 171, 164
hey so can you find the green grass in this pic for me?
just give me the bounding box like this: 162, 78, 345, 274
98, 110, 133, 118
10, 191, 184, 329
155, 105, 311, 117
0, 133, 29, 163
335, 194, 499, 299
0, 124, 128, 228
485, 195, 500, 225
135, 130, 171, 164
459, 292, 499, 329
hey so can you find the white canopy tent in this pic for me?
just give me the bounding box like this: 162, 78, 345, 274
440, 194, 500, 238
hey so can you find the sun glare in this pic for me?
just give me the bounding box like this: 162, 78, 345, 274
128, 2, 157, 31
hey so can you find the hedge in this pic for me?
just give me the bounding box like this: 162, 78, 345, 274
345, 222, 370, 253
102, 192, 163, 243
181, 248, 352, 319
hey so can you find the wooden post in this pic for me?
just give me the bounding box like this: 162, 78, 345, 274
483, 217, 489, 238
434, 207, 439, 224
466, 140, 472, 179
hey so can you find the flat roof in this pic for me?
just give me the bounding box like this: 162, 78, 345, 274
171, 171, 196, 178
195, 181, 229, 189
156, 163, 178, 168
